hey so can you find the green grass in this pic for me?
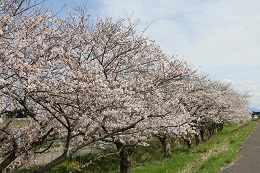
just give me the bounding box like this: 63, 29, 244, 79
132, 122, 255, 173
252, 118, 260, 122
0, 119, 30, 127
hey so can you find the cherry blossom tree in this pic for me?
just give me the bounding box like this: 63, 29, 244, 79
0, 1, 252, 173
0, 0, 54, 171
213, 82, 251, 124
147, 61, 199, 157
0, 1, 192, 172
102, 59, 199, 173
180, 79, 251, 146
0, 1, 113, 171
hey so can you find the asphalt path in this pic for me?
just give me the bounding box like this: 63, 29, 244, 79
222, 122, 260, 173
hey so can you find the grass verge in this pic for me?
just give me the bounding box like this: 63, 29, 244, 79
132, 121, 255, 173
0, 119, 30, 127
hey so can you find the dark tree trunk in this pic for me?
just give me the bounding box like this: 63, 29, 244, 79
217, 123, 224, 132
115, 141, 136, 173
31, 153, 68, 173
0, 151, 17, 173
208, 129, 212, 138
31, 128, 72, 173
164, 137, 172, 158
205, 129, 210, 139
209, 127, 215, 138
217, 124, 221, 132
195, 134, 200, 146
212, 124, 216, 135
0, 140, 19, 173
158, 136, 172, 158
200, 130, 206, 141
183, 137, 192, 148
220, 123, 224, 131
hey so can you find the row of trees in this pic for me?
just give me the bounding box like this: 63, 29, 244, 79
0, 1, 251, 172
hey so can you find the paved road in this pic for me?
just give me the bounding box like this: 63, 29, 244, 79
222, 122, 260, 173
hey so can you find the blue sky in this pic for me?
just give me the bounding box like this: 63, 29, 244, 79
43, 0, 260, 110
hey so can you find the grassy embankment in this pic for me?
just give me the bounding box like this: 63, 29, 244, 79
252, 118, 260, 123
132, 121, 255, 173
13, 121, 255, 173
0, 119, 30, 127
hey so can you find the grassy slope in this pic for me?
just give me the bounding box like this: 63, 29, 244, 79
132, 122, 255, 173
0, 119, 30, 127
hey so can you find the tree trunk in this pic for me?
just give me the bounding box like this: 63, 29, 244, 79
200, 130, 206, 141
31, 153, 68, 173
115, 141, 135, 173
164, 137, 172, 158
183, 137, 192, 148
209, 128, 214, 138
0, 151, 17, 173
158, 136, 172, 158
217, 123, 224, 132
0, 140, 19, 173
195, 134, 200, 146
